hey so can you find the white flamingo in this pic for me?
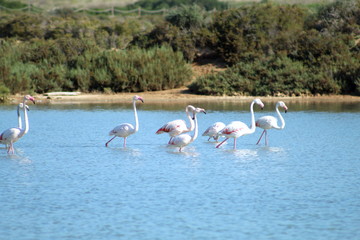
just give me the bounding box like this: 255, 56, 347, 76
169, 107, 206, 152
202, 122, 225, 142
0, 95, 35, 154
216, 99, 264, 150
105, 95, 144, 148
256, 101, 288, 146
156, 105, 196, 144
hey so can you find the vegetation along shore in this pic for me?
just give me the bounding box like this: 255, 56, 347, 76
0, 0, 359, 102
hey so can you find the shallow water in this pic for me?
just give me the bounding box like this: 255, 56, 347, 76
1, 100, 359, 240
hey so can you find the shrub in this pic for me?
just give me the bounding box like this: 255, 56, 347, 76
189, 56, 341, 96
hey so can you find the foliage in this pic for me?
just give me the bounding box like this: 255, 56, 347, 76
0, 83, 10, 103
131, 4, 215, 61
0, 37, 191, 93
189, 56, 340, 96
211, 3, 307, 65
1, 0, 360, 96
126, 0, 228, 11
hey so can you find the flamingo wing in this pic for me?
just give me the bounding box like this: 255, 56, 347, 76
109, 123, 135, 137
169, 134, 192, 148
0, 128, 22, 144
156, 119, 187, 136
221, 121, 250, 138
256, 116, 279, 129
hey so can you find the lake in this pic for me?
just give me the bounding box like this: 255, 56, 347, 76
0, 99, 359, 240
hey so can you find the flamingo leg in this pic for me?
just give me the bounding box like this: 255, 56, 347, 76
105, 136, 116, 147
123, 137, 127, 148
265, 130, 268, 146
168, 137, 173, 144
7, 142, 14, 154
233, 138, 237, 150
216, 138, 229, 148
207, 137, 211, 141
256, 130, 266, 145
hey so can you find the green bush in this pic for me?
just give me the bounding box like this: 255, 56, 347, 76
211, 3, 307, 65
0, 38, 191, 93
189, 56, 341, 96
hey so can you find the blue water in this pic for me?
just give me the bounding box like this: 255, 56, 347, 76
1, 100, 359, 240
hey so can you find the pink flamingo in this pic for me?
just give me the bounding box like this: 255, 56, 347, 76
256, 101, 288, 146
169, 107, 206, 152
202, 122, 225, 142
216, 99, 264, 150
0, 95, 35, 154
105, 95, 144, 148
156, 105, 196, 144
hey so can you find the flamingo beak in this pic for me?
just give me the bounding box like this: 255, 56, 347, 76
285, 109, 288, 113
138, 97, 144, 103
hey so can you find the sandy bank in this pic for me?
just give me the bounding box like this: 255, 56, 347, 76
8, 88, 360, 104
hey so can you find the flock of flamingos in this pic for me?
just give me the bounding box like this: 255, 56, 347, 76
0, 95, 288, 154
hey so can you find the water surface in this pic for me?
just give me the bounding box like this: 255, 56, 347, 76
1, 100, 359, 240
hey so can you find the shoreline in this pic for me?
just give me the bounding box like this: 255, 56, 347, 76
7, 88, 360, 104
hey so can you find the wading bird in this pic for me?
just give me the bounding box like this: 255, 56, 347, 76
105, 95, 144, 148
156, 105, 196, 144
255, 101, 288, 146
202, 122, 225, 142
216, 99, 264, 150
169, 107, 206, 152
0, 95, 35, 154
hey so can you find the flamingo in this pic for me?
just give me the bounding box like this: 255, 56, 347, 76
202, 122, 225, 142
255, 101, 288, 146
0, 95, 35, 154
216, 99, 264, 150
169, 107, 206, 152
105, 95, 144, 148
156, 105, 196, 144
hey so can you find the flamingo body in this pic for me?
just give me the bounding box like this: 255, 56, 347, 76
202, 122, 225, 141
106, 95, 143, 148
216, 99, 264, 150
169, 134, 192, 150
156, 119, 188, 137
256, 116, 279, 130
256, 101, 288, 145
109, 123, 135, 138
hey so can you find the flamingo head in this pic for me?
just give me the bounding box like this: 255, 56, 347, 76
18, 103, 30, 111
24, 95, 35, 104
254, 98, 264, 110
192, 107, 206, 119
133, 95, 144, 103
278, 101, 288, 113
186, 105, 196, 112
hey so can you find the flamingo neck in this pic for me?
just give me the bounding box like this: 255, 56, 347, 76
190, 114, 198, 143
17, 105, 22, 129
20, 100, 29, 137
133, 100, 139, 133
249, 101, 256, 134
276, 102, 285, 129
186, 106, 195, 131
